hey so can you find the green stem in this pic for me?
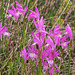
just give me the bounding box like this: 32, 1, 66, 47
53, 50, 55, 75
39, 50, 42, 75
23, 17, 26, 46
21, 58, 24, 75
16, 21, 22, 75
62, 49, 64, 60
58, 58, 62, 75
16, 21, 22, 49
38, 31, 42, 75
68, 39, 72, 75
24, 62, 27, 75
32, 60, 35, 75
0, 40, 6, 58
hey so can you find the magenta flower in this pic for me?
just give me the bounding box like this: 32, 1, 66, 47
15, 1, 28, 17
54, 24, 62, 34
54, 49, 60, 58
28, 6, 39, 20
60, 36, 70, 48
49, 24, 62, 39
46, 36, 56, 49
42, 61, 48, 71
33, 16, 45, 31
33, 16, 49, 38
65, 24, 72, 39
0, 23, 10, 39
41, 50, 48, 63
19, 47, 29, 62
41, 50, 48, 70
46, 47, 60, 66
4, 32, 10, 37
32, 32, 43, 49
50, 64, 59, 75
7, 4, 21, 21
28, 45, 38, 66
46, 47, 54, 67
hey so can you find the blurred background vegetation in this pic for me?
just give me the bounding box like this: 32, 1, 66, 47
0, 0, 75, 75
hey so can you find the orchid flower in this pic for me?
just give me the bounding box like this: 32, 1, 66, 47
50, 64, 59, 75
60, 36, 70, 48
16, 1, 28, 17
7, 4, 21, 21
32, 32, 43, 49
46, 36, 56, 49
28, 6, 39, 20
42, 61, 48, 71
0, 23, 10, 39
28, 45, 38, 66
49, 24, 62, 39
19, 47, 29, 62
65, 24, 72, 39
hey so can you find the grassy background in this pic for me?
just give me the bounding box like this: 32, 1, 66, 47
0, 0, 75, 75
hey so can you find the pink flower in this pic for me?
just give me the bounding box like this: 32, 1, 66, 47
33, 17, 46, 32
46, 47, 60, 66
0, 23, 10, 38
65, 24, 72, 39
50, 64, 59, 75
46, 36, 56, 49
19, 47, 29, 62
41, 50, 48, 70
4, 32, 10, 37
28, 6, 39, 20
49, 24, 62, 39
46, 47, 54, 67
54, 24, 62, 34
28, 45, 38, 66
41, 50, 48, 63
32, 32, 42, 49
7, 4, 21, 21
16, 1, 28, 17
42, 61, 48, 71
60, 36, 70, 48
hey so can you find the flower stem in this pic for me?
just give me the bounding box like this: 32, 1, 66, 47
23, 17, 26, 46
68, 39, 72, 75
16, 21, 22, 49
38, 31, 42, 75
53, 50, 55, 75
0, 40, 6, 58
24, 62, 27, 75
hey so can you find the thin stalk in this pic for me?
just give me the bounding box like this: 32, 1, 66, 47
62, 48, 64, 75
28, 59, 32, 75
16, 21, 22, 48
15, 61, 17, 75
58, 58, 62, 75
39, 50, 42, 75
24, 62, 27, 75
46, 70, 48, 75
0, 40, 6, 58
62, 49, 64, 60
21, 58, 24, 75
38, 31, 42, 75
23, 17, 26, 46
16, 21, 22, 75
32, 60, 35, 75
68, 39, 72, 75
53, 50, 55, 75
5, 37, 9, 57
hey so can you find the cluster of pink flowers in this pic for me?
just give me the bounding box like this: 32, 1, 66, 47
7, 1, 74, 75
0, 23, 10, 39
